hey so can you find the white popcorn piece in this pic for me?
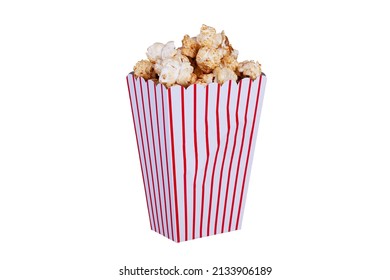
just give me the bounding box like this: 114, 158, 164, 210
133, 59, 156, 80
159, 58, 181, 87
196, 47, 224, 74
154, 58, 163, 75
238, 60, 262, 80
146, 41, 177, 63
154, 49, 188, 75
158, 57, 195, 87
213, 67, 238, 84
176, 59, 195, 86
161, 41, 177, 60
146, 42, 165, 63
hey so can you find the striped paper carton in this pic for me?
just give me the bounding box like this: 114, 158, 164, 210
126, 73, 267, 242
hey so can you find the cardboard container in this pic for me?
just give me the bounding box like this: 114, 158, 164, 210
126, 73, 267, 242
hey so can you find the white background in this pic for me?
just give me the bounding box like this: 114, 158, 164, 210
1, 0, 389, 279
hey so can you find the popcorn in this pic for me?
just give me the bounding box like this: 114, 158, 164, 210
177, 72, 197, 87
238, 60, 262, 80
196, 24, 223, 48
196, 73, 215, 85
193, 65, 204, 78
146, 41, 177, 64
153, 59, 164, 75
159, 59, 180, 87
181, 35, 200, 58
213, 67, 238, 84
175, 49, 190, 63
132, 25, 262, 87
155, 49, 189, 76
158, 56, 195, 87
175, 58, 196, 87
161, 41, 177, 60
196, 47, 223, 74
220, 31, 233, 52
146, 42, 165, 63
133, 59, 156, 80
221, 50, 239, 71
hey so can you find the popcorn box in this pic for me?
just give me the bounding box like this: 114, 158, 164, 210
126, 73, 267, 242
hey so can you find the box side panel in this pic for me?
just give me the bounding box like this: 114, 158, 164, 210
127, 74, 156, 232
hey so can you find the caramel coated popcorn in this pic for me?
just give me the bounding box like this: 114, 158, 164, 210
213, 67, 237, 84
221, 50, 239, 70
132, 25, 262, 87
196, 47, 224, 74
181, 35, 200, 58
133, 60, 156, 80
196, 73, 215, 85
238, 60, 262, 80
196, 24, 223, 49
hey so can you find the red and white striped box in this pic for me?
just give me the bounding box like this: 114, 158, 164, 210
126, 73, 267, 242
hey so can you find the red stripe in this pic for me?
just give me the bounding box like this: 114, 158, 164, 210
139, 78, 161, 234
199, 86, 210, 238
228, 79, 253, 231
214, 81, 232, 234
221, 81, 243, 233
126, 76, 153, 229
207, 84, 221, 236
153, 83, 170, 237
161, 84, 174, 240
192, 85, 198, 240
131, 75, 156, 230
235, 76, 263, 230
168, 88, 181, 242
180, 87, 188, 241
146, 82, 165, 237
